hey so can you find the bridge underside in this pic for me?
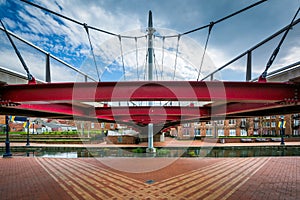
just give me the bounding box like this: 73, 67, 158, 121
0, 81, 299, 128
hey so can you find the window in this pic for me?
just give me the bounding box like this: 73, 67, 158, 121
206, 129, 212, 136
253, 130, 258, 136
264, 122, 270, 127
183, 128, 190, 136
91, 123, 94, 129
229, 119, 236, 125
293, 129, 299, 136
110, 123, 115, 129
271, 122, 276, 128
271, 130, 276, 135
294, 120, 300, 126
195, 129, 201, 136
263, 130, 271, 135
229, 129, 236, 136
240, 119, 246, 128
101, 123, 105, 128
194, 122, 201, 126
183, 123, 190, 128
217, 120, 224, 125
240, 129, 247, 136
218, 129, 224, 136
293, 114, 299, 118
271, 116, 276, 119
254, 122, 259, 129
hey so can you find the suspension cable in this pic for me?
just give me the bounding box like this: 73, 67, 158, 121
144, 36, 148, 80
118, 35, 126, 80
161, 36, 165, 80
197, 22, 214, 81
157, 0, 267, 38
20, 0, 269, 82
83, 23, 101, 81
154, 51, 163, 81
173, 35, 181, 80
20, 0, 146, 39
0, 19, 35, 82
259, 6, 300, 81
135, 37, 139, 80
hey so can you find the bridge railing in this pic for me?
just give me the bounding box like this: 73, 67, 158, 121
0, 27, 97, 83
201, 18, 300, 82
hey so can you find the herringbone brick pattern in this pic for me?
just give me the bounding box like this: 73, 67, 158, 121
1, 157, 300, 199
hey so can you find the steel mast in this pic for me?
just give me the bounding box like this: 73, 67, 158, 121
146, 10, 156, 153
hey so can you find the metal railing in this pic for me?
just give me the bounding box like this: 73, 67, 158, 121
201, 18, 300, 81
0, 27, 97, 83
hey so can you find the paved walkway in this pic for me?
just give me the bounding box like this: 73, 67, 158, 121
1, 156, 299, 200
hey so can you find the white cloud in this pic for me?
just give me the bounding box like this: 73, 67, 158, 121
2, 0, 300, 82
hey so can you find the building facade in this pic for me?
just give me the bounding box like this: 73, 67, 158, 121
173, 115, 295, 139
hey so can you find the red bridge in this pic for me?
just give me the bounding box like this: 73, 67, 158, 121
0, 80, 299, 127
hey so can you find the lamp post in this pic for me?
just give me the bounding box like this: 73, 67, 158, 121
280, 116, 285, 145
32, 122, 35, 135
26, 120, 30, 147
3, 115, 12, 158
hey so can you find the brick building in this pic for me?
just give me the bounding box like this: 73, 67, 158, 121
173, 114, 295, 139
75, 121, 118, 133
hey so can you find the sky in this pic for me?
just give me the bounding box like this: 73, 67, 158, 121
0, 0, 299, 82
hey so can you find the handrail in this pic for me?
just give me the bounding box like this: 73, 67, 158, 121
0, 27, 97, 82
201, 18, 300, 81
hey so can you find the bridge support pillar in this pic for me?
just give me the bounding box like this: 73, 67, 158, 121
146, 10, 156, 154
46, 53, 51, 83
246, 51, 252, 81
146, 123, 156, 153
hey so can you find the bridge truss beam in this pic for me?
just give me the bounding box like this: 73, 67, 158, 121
0, 81, 299, 125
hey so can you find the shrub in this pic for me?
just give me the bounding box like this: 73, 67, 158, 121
188, 151, 197, 157
132, 147, 144, 153
157, 149, 170, 156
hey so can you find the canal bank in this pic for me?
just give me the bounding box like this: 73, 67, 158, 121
1, 142, 300, 158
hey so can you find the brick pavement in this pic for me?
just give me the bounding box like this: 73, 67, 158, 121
1, 157, 300, 200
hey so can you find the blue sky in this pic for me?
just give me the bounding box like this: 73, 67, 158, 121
0, 0, 299, 82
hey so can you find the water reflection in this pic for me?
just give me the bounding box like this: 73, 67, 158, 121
41, 152, 77, 158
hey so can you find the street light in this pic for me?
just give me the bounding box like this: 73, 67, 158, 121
279, 116, 285, 145
26, 119, 30, 147
32, 122, 35, 135
3, 115, 12, 158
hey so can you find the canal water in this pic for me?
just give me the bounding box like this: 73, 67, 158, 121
1, 146, 300, 158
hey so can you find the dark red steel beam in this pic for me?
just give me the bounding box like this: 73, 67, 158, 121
18, 103, 89, 117
213, 102, 284, 116
225, 104, 300, 118
0, 106, 74, 119
7, 104, 208, 124
0, 81, 298, 103
94, 106, 209, 117
115, 115, 181, 124
94, 106, 208, 124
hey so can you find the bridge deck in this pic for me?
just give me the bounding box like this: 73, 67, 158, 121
1, 81, 299, 126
